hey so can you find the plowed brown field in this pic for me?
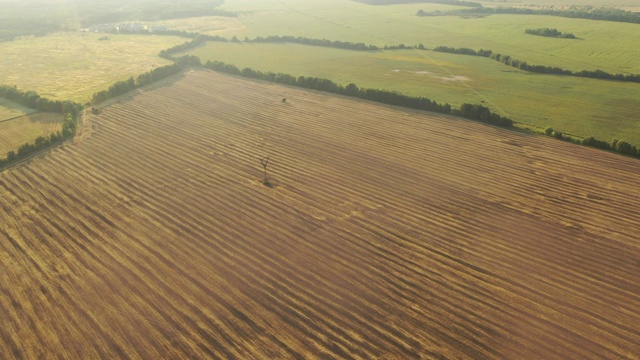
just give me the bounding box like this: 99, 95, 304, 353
2, 70, 640, 359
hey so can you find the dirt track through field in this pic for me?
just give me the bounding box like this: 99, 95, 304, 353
1, 70, 639, 359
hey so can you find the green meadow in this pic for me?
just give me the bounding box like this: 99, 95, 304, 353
186, 41, 640, 144
184, 0, 640, 144
219, 0, 640, 74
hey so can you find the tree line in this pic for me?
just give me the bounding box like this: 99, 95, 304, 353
90, 63, 182, 104
543, 127, 640, 159
384, 43, 426, 50
0, 89, 82, 168
417, 6, 640, 24
359, 0, 481, 7
245, 35, 379, 51
0, 85, 79, 113
524, 28, 576, 39
432, 46, 640, 83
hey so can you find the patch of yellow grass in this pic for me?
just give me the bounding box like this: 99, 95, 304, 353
0, 113, 64, 155
0, 32, 184, 103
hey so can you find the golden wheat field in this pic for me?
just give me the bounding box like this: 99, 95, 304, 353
1, 70, 639, 359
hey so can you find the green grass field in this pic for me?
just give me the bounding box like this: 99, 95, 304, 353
184, 0, 640, 144
0, 32, 184, 103
219, 0, 640, 74
0, 113, 64, 156
0, 99, 35, 122
186, 42, 640, 144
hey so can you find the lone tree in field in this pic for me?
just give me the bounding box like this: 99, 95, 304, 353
260, 156, 270, 185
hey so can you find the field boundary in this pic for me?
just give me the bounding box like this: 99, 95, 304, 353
0, 114, 28, 124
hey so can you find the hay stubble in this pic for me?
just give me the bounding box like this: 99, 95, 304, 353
1, 70, 639, 359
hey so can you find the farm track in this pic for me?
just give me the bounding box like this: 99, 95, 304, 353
1, 70, 639, 359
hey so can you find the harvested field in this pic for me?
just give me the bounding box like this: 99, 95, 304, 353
1, 70, 639, 359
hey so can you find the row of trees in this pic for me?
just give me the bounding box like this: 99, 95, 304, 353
196, 57, 512, 128
458, 103, 513, 127
543, 127, 640, 159
433, 46, 640, 83
91, 63, 182, 104
433, 46, 491, 57
245, 35, 379, 51
361, 0, 481, 7
417, 6, 640, 24
0, 85, 79, 113
524, 28, 576, 39
384, 43, 426, 50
